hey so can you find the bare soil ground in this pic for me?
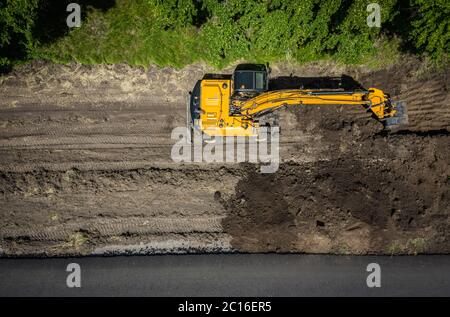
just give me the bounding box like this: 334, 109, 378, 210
0, 58, 448, 256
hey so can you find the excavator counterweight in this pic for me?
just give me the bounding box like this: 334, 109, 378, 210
188, 64, 408, 138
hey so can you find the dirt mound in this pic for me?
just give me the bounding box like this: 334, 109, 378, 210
223, 70, 449, 254
221, 165, 297, 252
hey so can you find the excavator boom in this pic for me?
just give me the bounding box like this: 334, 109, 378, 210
240, 89, 378, 117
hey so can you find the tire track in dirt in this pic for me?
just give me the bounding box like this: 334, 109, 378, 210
0, 135, 173, 148
0, 118, 178, 138
0, 217, 225, 241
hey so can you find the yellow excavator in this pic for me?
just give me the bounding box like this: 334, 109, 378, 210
188, 64, 408, 138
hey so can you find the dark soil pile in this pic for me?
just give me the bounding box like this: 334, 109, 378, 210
222, 103, 450, 253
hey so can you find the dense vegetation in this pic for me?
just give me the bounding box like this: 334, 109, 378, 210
0, 0, 449, 71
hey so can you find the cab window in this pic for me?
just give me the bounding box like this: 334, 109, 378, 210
255, 72, 265, 90
235, 72, 253, 90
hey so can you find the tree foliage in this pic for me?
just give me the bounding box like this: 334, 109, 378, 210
0, 0, 448, 70
0, 0, 39, 68
409, 0, 450, 62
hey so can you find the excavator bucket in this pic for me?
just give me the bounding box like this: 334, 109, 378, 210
384, 101, 408, 130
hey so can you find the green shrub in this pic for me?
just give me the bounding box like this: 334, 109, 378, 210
0, 0, 39, 70
409, 0, 449, 63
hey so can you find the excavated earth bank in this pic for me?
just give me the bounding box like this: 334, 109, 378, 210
0, 58, 448, 256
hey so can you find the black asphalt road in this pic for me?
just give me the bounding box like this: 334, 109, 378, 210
0, 254, 449, 296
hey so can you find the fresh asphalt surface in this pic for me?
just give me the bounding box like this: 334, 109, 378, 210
0, 254, 449, 296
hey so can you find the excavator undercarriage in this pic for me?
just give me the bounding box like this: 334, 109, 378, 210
188, 64, 408, 138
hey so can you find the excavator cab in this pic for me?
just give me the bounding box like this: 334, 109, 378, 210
233, 64, 268, 92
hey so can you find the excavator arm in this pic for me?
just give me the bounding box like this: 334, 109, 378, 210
238, 88, 396, 121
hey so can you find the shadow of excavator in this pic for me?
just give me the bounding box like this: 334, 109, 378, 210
269, 74, 365, 91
